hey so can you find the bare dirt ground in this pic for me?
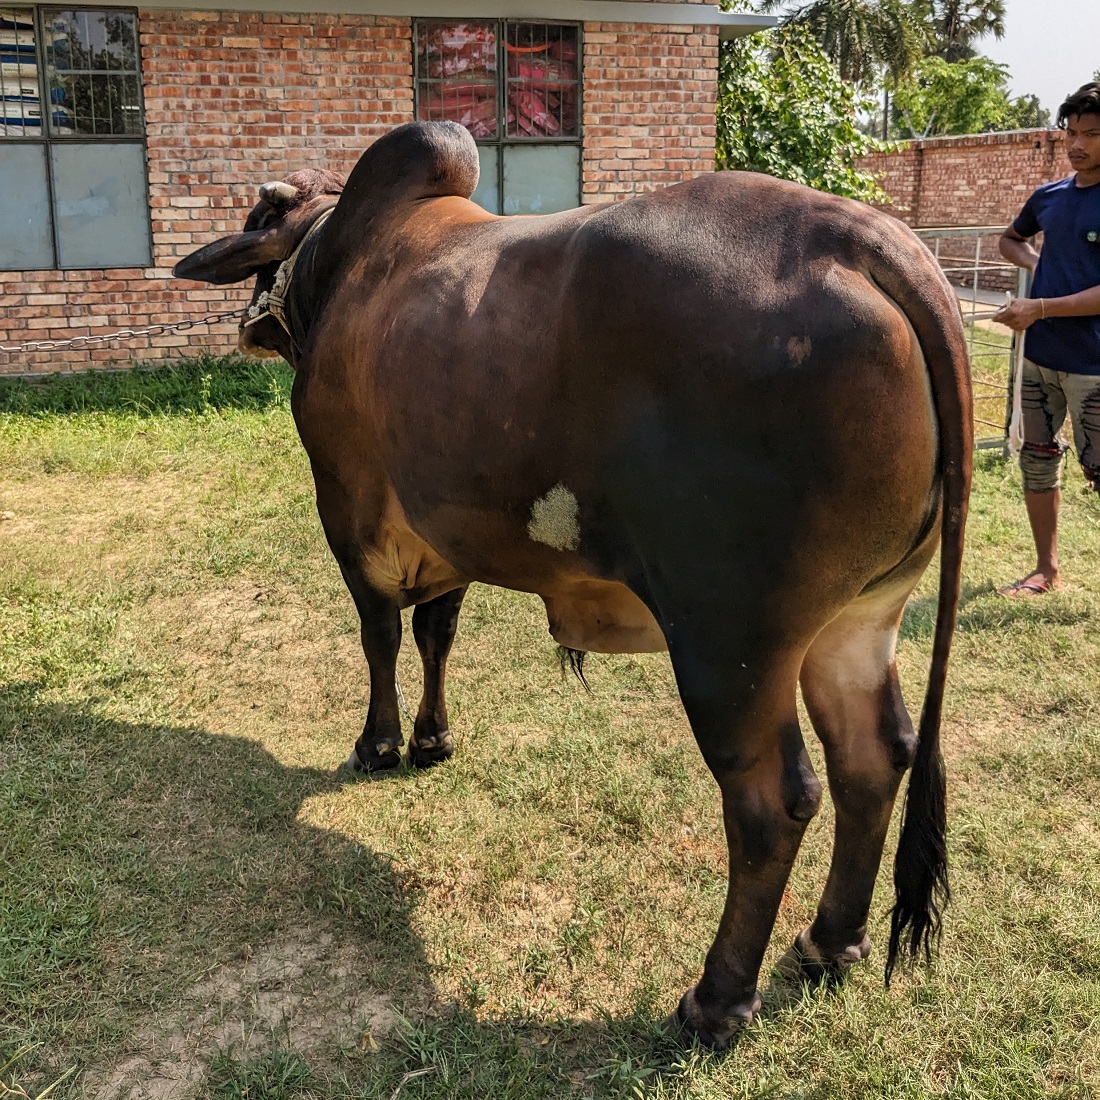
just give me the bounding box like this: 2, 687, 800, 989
84, 931, 395, 1100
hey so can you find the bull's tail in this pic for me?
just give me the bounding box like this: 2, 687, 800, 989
871, 229, 973, 987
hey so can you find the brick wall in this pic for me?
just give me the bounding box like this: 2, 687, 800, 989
858, 129, 1073, 292
1, 9, 414, 374
581, 22, 718, 201
1, 9, 718, 375
859, 128, 1068, 228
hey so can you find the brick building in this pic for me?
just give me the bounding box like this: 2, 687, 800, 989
0, 1, 772, 374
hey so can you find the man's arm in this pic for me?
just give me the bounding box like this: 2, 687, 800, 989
998, 223, 1040, 273
994, 283, 1100, 331
993, 212, 1100, 330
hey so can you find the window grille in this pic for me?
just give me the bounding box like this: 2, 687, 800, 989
0, 6, 151, 270
414, 19, 582, 216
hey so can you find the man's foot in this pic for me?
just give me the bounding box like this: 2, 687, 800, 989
997, 571, 1062, 598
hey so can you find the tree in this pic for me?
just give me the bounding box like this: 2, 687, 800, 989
916, 0, 1006, 62
1003, 94, 1051, 131
716, 23, 887, 201
892, 55, 1046, 137
757, 0, 927, 85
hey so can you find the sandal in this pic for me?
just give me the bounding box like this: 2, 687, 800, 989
996, 574, 1061, 598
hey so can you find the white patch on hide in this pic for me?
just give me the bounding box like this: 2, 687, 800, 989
787, 335, 813, 364
527, 484, 580, 552
831, 620, 898, 693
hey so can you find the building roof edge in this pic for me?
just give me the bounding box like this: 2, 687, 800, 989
125, 0, 778, 31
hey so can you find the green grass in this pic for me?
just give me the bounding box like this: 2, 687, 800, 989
965, 323, 1013, 445
1, 360, 1098, 1099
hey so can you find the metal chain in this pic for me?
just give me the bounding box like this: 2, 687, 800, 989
0, 307, 243, 354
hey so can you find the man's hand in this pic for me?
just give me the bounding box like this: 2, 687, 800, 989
992, 298, 1044, 331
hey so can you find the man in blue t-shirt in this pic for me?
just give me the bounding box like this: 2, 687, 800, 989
994, 82, 1100, 597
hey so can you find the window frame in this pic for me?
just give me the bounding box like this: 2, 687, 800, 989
412, 17, 583, 215
0, 4, 151, 271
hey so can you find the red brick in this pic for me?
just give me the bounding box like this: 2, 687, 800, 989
3, 8, 724, 373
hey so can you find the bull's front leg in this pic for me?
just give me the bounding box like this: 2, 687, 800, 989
336, 563, 406, 772
317, 492, 466, 771
331, 553, 467, 772
409, 586, 468, 768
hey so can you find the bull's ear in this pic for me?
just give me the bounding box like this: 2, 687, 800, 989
172, 225, 286, 285
172, 195, 340, 285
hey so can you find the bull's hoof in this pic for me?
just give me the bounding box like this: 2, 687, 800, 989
408, 731, 454, 769
346, 742, 402, 774
660, 987, 760, 1051
775, 928, 871, 986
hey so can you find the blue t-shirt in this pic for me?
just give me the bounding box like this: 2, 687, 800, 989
1013, 175, 1100, 375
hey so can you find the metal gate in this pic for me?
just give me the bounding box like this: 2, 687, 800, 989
914, 226, 1030, 451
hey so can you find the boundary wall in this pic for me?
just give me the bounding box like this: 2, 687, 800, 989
858, 127, 1066, 228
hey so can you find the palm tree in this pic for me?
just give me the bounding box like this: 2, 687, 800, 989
759, 0, 927, 86
918, 0, 1006, 63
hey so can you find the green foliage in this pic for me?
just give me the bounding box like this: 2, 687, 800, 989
1002, 93, 1051, 131
746, 0, 1043, 141
716, 24, 888, 201
759, 0, 927, 84
893, 55, 1050, 137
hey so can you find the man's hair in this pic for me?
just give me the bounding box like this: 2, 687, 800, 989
1057, 83, 1100, 128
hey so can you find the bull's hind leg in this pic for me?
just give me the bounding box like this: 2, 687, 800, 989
665, 636, 822, 1049
782, 578, 923, 982
408, 586, 467, 768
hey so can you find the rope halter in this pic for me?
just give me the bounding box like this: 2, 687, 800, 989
242, 209, 334, 337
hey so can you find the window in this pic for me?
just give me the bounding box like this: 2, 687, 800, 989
415, 20, 581, 216
0, 6, 151, 270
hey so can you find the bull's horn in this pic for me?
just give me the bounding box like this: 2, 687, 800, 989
259, 181, 300, 206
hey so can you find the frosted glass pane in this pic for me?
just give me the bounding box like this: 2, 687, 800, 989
502, 144, 579, 215
0, 143, 54, 269
51, 142, 151, 268
471, 144, 499, 214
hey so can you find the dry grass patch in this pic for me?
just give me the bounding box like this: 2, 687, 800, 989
0, 473, 217, 580
2, 361, 1099, 1099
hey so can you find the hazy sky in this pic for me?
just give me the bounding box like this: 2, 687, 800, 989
973, 0, 1099, 114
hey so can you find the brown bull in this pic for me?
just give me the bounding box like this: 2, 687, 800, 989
174, 121, 972, 1049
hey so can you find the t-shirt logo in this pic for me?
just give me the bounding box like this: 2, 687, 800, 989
1089, 230, 1099, 242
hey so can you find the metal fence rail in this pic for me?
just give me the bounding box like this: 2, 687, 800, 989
915, 226, 1029, 451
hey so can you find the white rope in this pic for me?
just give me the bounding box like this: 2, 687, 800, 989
394, 672, 415, 725
1006, 293, 1027, 457
242, 209, 334, 337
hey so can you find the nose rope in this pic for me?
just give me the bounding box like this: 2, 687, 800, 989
242, 209, 334, 336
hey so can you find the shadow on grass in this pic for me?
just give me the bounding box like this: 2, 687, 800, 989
1, 681, 794, 1100
898, 581, 985, 643
899, 579, 1091, 643
0, 355, 293, 418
